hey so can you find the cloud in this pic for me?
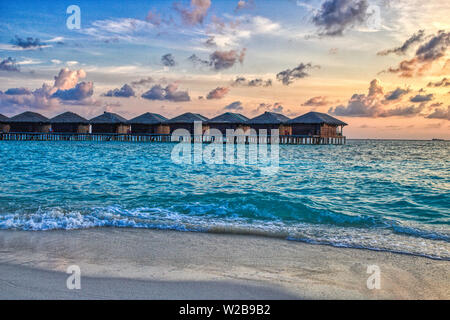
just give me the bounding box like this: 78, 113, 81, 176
378, 104, 425, 117
53, 68, 87, 91
329, 79, 380, 115
231, 76, 272, 87
0, 68, 96, 113
11, 36, 47, 50
248, 78, 272, 87
312, 0, 371, 36
384, 59, 417, 78
416, 30, 450, 61
188, 54, 210, 67
427, 77, 450, 87
4, 88, 31, 95
165, 83, 191, 101
301, 96, 331, 106
146, 11, 162, 26
92, 18, 151, 34
426, 106, 450, 120
103, 84, 136, 97
256, 102, 284, 113
329, 79, 383, 117
385, 30, 450, 77
224, 101, 244, 111
235, 0, 254, 12
130, 77, 154, 87
377, 30, 425, 56
210, 48, 246, 70
329, 79, 434, 118
429, 102, 443, 108
0, 87, 60, 112
384, 87, 410, 101
410, 94, 433, 102
276, 63, 318, 85
189, 48, 247, 71
174, 0, 211, 26
161, 53, 176, 67
0, 57, 20, 72
205, 36, 217, 47
142, 83, 190, 102
368, 78, 383, 96
51, 82, 94, 101
46, 36, 64, 44
206, 87, 230, 99
142, 85, 166, 100
231, 77, 247, 86
206, 15, 281, 48
81, 18, 155, 42
16, 58, 42, 66
235, 1, 246, 11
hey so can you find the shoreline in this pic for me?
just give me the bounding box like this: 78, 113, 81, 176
0, 228, 448, 299
0, 263, 298, 300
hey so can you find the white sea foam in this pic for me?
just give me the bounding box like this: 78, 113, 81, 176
1, 206, 449, 260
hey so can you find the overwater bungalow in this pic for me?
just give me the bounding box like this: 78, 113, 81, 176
9, 111, 51, 133
50, 111, 90, 133
207, 112, 250, 135
247, 111, 292, 136
0, 109, 347, 145
165, 112, 209, 134
0, 113, 10, 133
287, 111, 347, 138
90, 112, 129, 134
128, 112, 169, 134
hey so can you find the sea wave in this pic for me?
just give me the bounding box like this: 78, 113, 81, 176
0, 205, 449, 260
1, 140, 449, 261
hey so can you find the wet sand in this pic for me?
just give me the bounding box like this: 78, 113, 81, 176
0, 228, 448, 299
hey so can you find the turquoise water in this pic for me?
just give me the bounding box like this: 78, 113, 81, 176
0, 140, 449, 259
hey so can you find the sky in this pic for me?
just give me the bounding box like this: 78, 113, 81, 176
0, 0, 449, 139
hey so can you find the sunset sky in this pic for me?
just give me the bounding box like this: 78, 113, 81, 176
0, 0, 449, 139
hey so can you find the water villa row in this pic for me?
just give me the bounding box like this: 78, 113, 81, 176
0, 110, 347, 145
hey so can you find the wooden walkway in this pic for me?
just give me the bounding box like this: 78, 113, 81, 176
0, 133, 346, 145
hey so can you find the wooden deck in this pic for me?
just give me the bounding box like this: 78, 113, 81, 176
0, 133, 346, 145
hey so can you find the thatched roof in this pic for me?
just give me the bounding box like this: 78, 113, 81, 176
287, 111, 347, 126
208, 112, 249, 124
90, 112, 128, 124
9, 111, 49, 123
247, 112, 290, 124
50, 111, 89, 124
166, 112, 209, 123
128, 112, 167, 124
0, 113, 9, 122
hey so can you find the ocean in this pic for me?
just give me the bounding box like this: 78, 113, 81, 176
0, 140, 448, 260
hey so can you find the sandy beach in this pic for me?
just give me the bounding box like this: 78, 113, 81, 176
0, 228, 448, 300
